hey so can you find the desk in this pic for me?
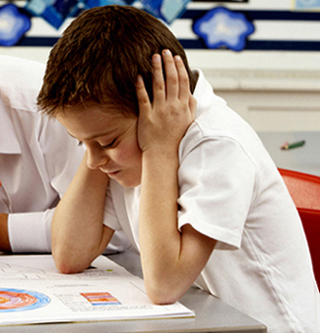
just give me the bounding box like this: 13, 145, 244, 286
0, 251, 267, 333
258, 131, 320, 177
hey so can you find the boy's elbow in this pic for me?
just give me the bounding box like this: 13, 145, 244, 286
145, 283, 181, 305
56, 262, 81, 275
52, 251, 88, 275
149, 295, 178, 306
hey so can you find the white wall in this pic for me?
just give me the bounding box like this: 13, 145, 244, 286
1, 0, 319, 132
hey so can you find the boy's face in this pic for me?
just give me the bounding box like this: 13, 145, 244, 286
56, 104, 142, 188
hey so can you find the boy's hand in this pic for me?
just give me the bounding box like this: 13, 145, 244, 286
136, 49, 197, 156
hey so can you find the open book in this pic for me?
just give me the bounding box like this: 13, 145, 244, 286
0, 255, 194, 326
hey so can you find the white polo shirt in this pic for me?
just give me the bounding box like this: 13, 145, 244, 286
0, 55, 85, 252
103, 70, 320, 332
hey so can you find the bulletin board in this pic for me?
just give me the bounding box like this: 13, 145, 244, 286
0, 0, 319, 91
1, 0, 319, 50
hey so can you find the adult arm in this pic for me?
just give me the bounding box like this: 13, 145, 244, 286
51, 152, 115, 274
1, 118, 84, 254
136, 50, 216, 305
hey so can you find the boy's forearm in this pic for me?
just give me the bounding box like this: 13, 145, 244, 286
139, 149, 216, 305
52, 155, 110, 273
139, 149, 189, 303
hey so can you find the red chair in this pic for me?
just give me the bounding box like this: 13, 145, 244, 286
278, 168, 320, 287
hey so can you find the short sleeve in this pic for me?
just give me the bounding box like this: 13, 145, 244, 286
103, 185, 121, 231
177, 137, 257, 250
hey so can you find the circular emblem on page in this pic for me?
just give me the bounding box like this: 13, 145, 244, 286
0, 288, 50, 312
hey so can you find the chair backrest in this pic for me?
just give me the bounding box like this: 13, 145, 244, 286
278, 168, 320, 288
278, 168, 320, 210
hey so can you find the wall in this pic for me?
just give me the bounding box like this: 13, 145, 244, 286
1, 0, 320, 132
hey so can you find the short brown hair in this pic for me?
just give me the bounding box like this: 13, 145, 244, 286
38, 5, 197, 116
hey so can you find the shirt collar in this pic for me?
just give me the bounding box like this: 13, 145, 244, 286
193, 69, 226, 116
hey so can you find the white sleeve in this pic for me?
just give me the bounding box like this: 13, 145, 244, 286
2, 57, 83, 253
8, 117, 84, 253
178, 137, 257, 250
8, 209, 54, 253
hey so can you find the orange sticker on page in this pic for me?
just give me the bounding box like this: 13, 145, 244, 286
80, 292, 121, 306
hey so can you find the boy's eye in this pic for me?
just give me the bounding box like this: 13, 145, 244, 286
100, 139, 117, 149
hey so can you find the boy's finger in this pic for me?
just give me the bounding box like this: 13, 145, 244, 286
162, 49, 179, 101
151, 53, 166, 105
174, 55, 189, 101
135, 75, 151, 116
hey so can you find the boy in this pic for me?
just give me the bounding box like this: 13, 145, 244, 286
0, 55, 127, 254
37, 5, 319, 332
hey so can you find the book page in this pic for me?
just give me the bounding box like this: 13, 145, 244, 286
0, 255, 194, 326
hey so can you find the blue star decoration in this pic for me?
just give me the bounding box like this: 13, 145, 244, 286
25, 0, 86, 30
193, 7, 254, 52
0, 4, 31, 46
141, 0, 191, 24
294, 0, 320, 10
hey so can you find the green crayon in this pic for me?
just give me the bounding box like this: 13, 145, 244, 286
281, 140, 306, 150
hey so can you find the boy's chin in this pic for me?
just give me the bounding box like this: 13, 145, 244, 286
116, 177, 141, 188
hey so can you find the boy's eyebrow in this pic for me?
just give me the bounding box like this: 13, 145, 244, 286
67, 130, 115, 141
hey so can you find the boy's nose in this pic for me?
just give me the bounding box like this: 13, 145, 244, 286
86, 148, 108, 170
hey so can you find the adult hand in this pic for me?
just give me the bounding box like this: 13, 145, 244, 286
0, 213, 11, 252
